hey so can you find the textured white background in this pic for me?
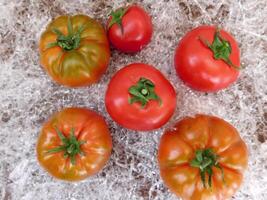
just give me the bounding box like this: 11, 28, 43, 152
0, 0, 266, 199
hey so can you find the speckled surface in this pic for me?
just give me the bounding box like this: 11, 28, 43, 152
0, 0, 266, 200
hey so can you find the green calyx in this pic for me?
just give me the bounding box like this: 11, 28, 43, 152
199, 28, 239, 70
47, 17, 85, 51
128, 77, 162, 108
47, 127, 86, 165
108, 7, 128, 31
190, 148, 224, 188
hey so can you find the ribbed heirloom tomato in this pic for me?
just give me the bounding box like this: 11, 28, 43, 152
105, 63, 176, 131
174, 26, 240, 92
107, 5, 153, 53
158, 115, 248, 200
39, 15, 110, 87
36, 108, 112, 181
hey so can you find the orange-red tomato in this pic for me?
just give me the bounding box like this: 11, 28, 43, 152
158, 115, 248, 200
39, 15, 110, 87
36, 108, 112, 181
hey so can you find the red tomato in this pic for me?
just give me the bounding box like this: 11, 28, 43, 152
105, 63, 176, 131
174, 26, 240, 92
107, 5, 153, 53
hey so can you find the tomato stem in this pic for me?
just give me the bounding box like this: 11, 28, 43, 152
198, 28, 240, 70
47, 17, 85, 51
47, 127, 86, 165
190, 148, 225, 188
128, 77, 162, 108
141, 88, 148, 95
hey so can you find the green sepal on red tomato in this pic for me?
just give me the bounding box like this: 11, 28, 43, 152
107, 5, 153, 53
105, 63, 176, 131
36, 108, 112, 181
39, 15, 110, 87
158, 114, 248, 200
174, 26, 240, 92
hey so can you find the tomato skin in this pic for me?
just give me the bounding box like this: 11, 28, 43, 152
36, 108, 112, 181
107, 5, 153, 53
158, 115, 248, 200
39, 15, 110, 87
105, 63, 176, 131
174, 26, 240, 92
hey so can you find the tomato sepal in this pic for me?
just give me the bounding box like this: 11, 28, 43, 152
47, 17, 86, 51
199, 28, 240, 70
108, 7, 129, 32
128, 77, 162, 108
47, 127, 86, 165
190, 148, 225, 188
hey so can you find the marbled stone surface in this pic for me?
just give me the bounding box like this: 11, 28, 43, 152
0, 0, 266, 199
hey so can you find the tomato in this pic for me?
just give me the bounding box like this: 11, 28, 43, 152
105, 63, 176, 131
158, 114, 248, 200
39, 15, 110, 87
107, 5, 153, 53
174, 26, 240, 92
36, 108, 112, 181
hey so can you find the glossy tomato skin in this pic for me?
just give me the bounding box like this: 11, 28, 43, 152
39, 15, 110, 87
105, 63, 176, 131
158, 115, 248, 200
36, 108, 112, 181
107, 6, 153, 53
174, 26, 240, 92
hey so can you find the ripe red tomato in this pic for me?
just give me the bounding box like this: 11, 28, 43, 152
158, 115, 248, 200
107, 5, 153, 53
36, 108, 112, 181
174, 26, 240, 92
105, 63, 176, 131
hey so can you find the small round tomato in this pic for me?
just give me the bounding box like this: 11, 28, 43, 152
36, 108, 112, 181
174, 26, 240, 92
158, 114, 248, 200
105, 63, 176, 131
107, 5, 153, 53
39, 15, 110, 87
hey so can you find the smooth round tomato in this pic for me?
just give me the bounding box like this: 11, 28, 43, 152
105, 63, 176, 131
36, 108, 112, 181
107, 5, 153, 53
174, 26, 240, 92
39, 15, 110, 87
158, 114, 248, 200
